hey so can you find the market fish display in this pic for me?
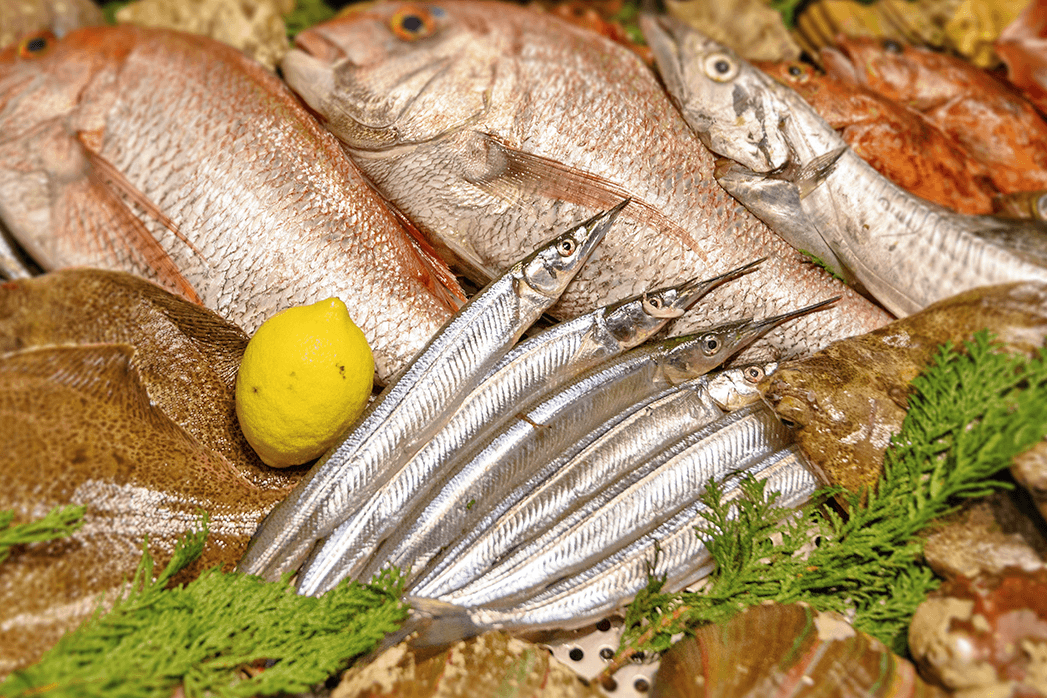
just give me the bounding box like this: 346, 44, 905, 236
409, 441, 818, 641
643, 17, 1047, 318
348, 298, 837, 594
756, 59, 997, 215
0, 25, 464, 382
281, 0, 889, 363
238, 206, 614, 582
292, 261, 758, 594
823, 36, 1047, 195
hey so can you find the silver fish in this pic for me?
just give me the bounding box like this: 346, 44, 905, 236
706, 361, 778, 411
411, 376, 727, 600
642, 16, 1047, 317
236, 204, 617, 581
441, 403, 794, 607
408, 443, 818, 641
280, 0, 890, 361
293, 262, 759, 595
355, 298, 836, 589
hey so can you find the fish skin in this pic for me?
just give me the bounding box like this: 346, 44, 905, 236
756, 59, 997, 215
706, 361, 777, 411
643, 17, 1047, 318
824, 36, 1047, 196
237, 206, 615, 581
0, 25, 465, 382
281, 0, 890, 363
996, 0, 1047, 115
292, 264, 751, 595
0, 0, 104, 50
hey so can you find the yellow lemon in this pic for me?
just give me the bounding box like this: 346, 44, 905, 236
235, 297, 374, 468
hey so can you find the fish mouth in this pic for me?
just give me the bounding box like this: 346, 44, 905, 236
820, 46, 861, 85
638, 14, 689, 103
294, 29, 348, 64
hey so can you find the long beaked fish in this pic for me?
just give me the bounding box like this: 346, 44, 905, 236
441, 403, 795, 608
407, 443, 818, 643
280, 0, 890, 362
642, 16, 1047, 318
349, 298, 837, 593
293, 261, 759, 595
0, 25, 465, 382
236, 205, 615, 581
410, 376, 726, 599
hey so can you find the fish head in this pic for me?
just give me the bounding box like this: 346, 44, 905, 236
640, 14, 791, 173
823, 37, 955, 110
707, 361, 777, 411
282, 2, 499, 151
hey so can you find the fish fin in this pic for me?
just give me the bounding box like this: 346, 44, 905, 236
795, 147, 846, 200
387, 204, 468, 309
55, 143, 203, 304
404, 596, 488, 649
467, 134, 702, 250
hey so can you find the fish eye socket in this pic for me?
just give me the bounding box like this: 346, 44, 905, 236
703, 52, 738, 83
701, 335, 721, 355
883, 39, 904, 53
743, 366, 764, 382
787, 64, 803, 77
17, 33, 53, 59
647, 295, 663, 309
390, 5, 437, 41
556, 237, 576, 257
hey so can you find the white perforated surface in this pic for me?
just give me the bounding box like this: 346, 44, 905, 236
542, 617, 659, 697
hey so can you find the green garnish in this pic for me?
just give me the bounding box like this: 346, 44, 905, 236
606, 330, 1047, 676
0, 505, 85, 564
800, 248, 846, 282
2, 513, 409, 697
284, 0, 337, 39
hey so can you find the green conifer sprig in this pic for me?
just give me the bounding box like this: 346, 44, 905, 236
0, 505, 86, 564
606, 331, 1047, 677
2, 513, 409, 698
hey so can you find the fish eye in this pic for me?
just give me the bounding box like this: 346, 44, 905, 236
743, 366, 764, 383
701, 334, 721, 355
17, 32, 54, 59
390, 5, 438, 41
883, 39, 904, 53
787, 64, 803, 77
646, 295, 663, 309
556, 237, 577, 257
703, 52, 739, 83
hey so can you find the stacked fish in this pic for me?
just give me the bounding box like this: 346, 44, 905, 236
238, 204, 828, 636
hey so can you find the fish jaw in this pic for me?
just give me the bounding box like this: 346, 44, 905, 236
284, 4, 491, 151
640, 14, 790, 174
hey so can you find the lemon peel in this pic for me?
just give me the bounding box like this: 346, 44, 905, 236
236, 297, 373, 468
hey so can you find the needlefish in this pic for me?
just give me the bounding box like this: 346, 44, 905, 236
293, 259, 763, 595
642, 16, 1047, 318
336, 298, 836, 595
408, 442, 818, 641
280, 1, 890, 362
236, 204, 617, 581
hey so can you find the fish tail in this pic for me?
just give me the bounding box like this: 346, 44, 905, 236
403, 596, 491, 650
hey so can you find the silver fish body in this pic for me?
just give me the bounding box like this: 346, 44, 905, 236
411, 376, 725, 599
643, 16, 1047, 317
281, 1, 890, 362
293, 264, 750, 595
441, 403, 794, 608
409, 443, 818, 640
237, 205, 616, 581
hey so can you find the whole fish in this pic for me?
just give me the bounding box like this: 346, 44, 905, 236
408, 443, 818, 641
822, 36, 1047, 195
280, 0, 889, 362
756, 59, 997, 215
237, 206, 614, 581
437, 403, 794, 607
0, 25, 465, 382
351, 298, 837, 593
292, 261, 757, 595
643, 17, 1047, 318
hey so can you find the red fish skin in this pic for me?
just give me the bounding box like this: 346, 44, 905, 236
827, 35, 1047, 196
756, 59, 998, 215
996, 0, 1047, 116
0, 26, 465, 382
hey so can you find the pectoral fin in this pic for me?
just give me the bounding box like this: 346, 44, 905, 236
795, 147, 846, 200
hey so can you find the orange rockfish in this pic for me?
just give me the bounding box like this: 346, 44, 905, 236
0, 26, 464, 382
756, 59, 998, 215
280, 1, 889, 362
823, 36, 1047, 195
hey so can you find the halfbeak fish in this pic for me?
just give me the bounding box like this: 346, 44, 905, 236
236, 203, 619, 581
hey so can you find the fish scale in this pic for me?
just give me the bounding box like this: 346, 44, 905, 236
283, 0, 891, 363
0, 25, 463, 382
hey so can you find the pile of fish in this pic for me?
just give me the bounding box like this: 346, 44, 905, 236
238, 204, 830, 635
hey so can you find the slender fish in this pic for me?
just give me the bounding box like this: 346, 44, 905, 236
237, 204, 616, 580
642, 16, 1047, 318
294, 262, 760, 595
353, 298, 837, 591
